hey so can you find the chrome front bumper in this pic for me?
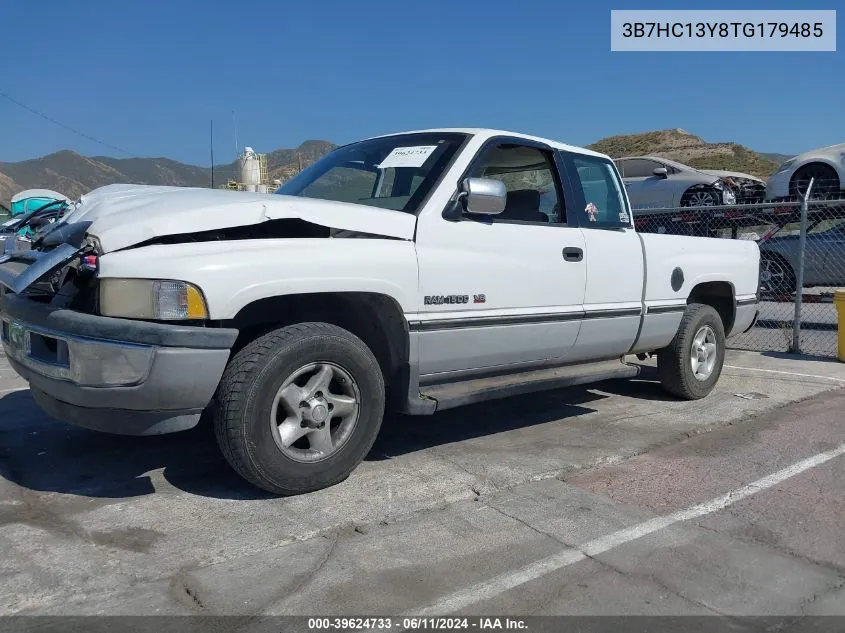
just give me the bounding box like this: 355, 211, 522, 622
765, 171, 791, 199
0, 293, 238, 435
2, 318, 156, 387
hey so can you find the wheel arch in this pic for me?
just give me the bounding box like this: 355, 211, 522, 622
789, 160, 841, 190
226, 291, 410, 403
687, 281, 735, 334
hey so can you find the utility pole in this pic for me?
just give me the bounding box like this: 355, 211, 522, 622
210, 120, 215, 189
232, 110, 239, 158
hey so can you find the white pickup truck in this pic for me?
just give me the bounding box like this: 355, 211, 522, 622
0, 128, 760, 495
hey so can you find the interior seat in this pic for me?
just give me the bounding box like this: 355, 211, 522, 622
500, 189, 548, 223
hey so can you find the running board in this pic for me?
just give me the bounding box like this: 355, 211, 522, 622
418, 358, 642, 412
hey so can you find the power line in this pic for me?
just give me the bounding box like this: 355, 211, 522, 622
0, 90, 138, 157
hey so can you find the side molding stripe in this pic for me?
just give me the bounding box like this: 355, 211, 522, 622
409, 307, 642, 332
645, 304, 688, 315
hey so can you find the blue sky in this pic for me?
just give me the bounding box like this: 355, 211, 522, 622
1, 0, 842, 164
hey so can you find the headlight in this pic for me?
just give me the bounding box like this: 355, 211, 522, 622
99, 278, 208, 320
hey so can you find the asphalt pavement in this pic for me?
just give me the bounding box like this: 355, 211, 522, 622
1, 348, 845, 620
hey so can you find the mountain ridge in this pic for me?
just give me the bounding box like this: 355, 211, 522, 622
1, 131, 790, 205
0, 140, 336, 205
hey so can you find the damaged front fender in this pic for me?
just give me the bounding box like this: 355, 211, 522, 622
97, 237, 421, 319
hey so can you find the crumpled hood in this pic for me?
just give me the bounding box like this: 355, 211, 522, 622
64, 184, 417, 252
699, 169, 765, 183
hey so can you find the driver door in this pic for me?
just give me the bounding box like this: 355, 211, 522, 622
413, 138, 587, 382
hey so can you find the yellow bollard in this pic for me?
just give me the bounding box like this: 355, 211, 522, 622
836, 290, 845, 362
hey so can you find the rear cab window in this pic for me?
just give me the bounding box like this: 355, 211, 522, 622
560, 151, 632, 229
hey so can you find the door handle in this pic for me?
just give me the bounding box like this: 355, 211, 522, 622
562, 247, 583, 262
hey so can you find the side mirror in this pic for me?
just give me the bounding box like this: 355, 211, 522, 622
653, 167, 669, 178
461, 177, 507, 215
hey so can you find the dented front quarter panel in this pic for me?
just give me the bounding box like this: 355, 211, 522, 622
97, 237, 421, 318
69, 184, 417, 252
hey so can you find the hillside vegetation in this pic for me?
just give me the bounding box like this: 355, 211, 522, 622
587, 129, 784, 179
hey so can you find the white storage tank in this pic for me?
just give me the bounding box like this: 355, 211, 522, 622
240, 147, 261, 192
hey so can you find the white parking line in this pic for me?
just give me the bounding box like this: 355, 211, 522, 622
724, 365, 845, 383
0, 387, 28, 396
405, 442, 845, 617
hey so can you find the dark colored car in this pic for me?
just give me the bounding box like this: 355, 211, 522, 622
0, 201, 68, 254
759, 220, 845, 291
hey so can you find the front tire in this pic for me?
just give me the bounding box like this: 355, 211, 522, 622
681, 187, 721, 207
658, 304, 725, 400
212, 322, 385, 495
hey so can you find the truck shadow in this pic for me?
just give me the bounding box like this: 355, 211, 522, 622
591, 369, 681, 402
0, 375, 667, 501
369, 388, 607, 461
0, 390, 266, 501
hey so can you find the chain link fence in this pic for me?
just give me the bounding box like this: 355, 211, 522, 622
633, 178, 844, 358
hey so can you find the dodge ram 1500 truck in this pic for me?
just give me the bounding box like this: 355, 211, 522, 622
0, 128, 761, 495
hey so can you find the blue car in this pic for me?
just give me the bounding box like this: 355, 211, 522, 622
1, 200, 70, 254
9, 189, 70, 216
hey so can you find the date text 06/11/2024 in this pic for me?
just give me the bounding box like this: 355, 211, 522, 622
306, 617, 529, 630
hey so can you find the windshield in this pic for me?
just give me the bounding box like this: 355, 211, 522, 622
276, 132, 468, 213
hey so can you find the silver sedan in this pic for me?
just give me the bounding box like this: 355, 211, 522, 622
613, 156, 763, 209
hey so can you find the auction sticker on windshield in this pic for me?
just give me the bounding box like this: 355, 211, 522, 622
378, 146, 438, 169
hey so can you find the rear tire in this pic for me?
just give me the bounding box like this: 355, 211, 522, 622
759, 253, 796, 295
789, 164, 839, 200
212, 322, 385, 495
658, 304, 725, 400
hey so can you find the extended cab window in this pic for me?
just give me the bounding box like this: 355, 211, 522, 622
469, 144, 564, 224
570, 154, 630, 228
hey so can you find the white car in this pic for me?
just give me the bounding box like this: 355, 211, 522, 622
0, 128, 761, 495
765, 143, 845, 201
